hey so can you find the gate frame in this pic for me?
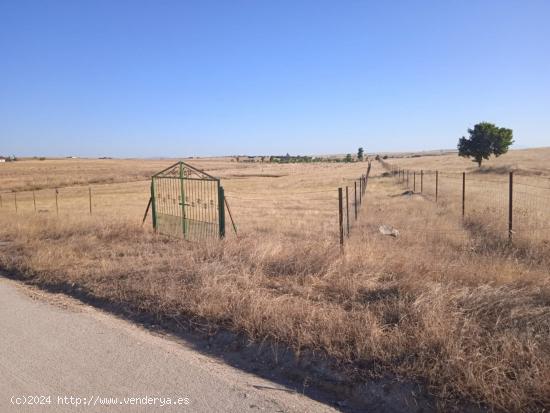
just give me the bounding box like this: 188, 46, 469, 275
150, 161, 225, 240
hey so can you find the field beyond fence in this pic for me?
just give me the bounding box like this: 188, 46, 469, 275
379, 159, 550, 250
0, 160, 374, 245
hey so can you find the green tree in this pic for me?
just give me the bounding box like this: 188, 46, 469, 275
458, 122, 513, 167
344, 153, 353, 162
357, 147, 364, 161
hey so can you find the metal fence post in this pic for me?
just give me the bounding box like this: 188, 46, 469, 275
218, 185, 226, 239
354, 181, 357, 220
406, 170, 409, 187
413, 171, 416, 192
435, 171, 439, 202
359, 179, 362, 205
33, 190, 36, 212
0, 194, 3, 208
338, 188, 344, 247
150, 179, 157, 231
346, 186, 350, 237
14, 192, 17, 213
462, 172, 466, 219
509, 171, 513, 241
420, 170, 423, 193
180, 163, 189, 239
55, 188, 59, 216
89, 187, 92, 215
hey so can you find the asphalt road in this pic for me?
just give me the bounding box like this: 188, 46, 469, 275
0, 278, 338, 413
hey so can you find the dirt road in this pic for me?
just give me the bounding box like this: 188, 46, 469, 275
0, 277, 339, 413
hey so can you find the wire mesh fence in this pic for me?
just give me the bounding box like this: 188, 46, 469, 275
0, 162, 374, 247
223, 162, 372, 244
0, 181, 151, 219
385, 163, 550, 248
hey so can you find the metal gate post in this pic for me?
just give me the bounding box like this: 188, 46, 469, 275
151, 179, 157, 231
218, 183, 226, 239
179, 163, 189, 239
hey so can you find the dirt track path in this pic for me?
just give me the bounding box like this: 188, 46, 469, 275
0, 277, 338, 413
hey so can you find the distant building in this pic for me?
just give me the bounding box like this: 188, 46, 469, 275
0, 158, 6, 163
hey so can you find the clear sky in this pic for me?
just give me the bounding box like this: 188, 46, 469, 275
1, 0, 549, 158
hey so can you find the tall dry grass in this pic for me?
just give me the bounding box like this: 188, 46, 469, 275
382, 150, 550, 250
1, 158, 550, 411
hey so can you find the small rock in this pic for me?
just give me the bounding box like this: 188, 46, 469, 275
379, 225, 399, 237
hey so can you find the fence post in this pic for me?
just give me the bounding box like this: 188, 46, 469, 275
462, 172, 465, 219
346, 186, 350, 237
218, 185, 226, 239
89, 187, 92, 215
14, 192, 17, 213
338, 188, 344, 247
0, 194, 2, 208
180, 163, 189, 239
55, 188, 59, 216
435, 171, 439, 202
359, 179, 362, 205
508, 171, 513, 242
33, 190, 36, 212
407, 170, 409, 187
413, 171, 416, 192
354, 181, 357, 220
420, 170, 423, 193
150, 179, 157, 231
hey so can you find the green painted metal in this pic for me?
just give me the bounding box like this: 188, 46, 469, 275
151, 160, 223, 241
151, 179, 157, 230
179, 162, 189, 239
218, 183, 225, 239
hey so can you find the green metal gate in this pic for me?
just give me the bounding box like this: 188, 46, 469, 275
151, 161, 225, 240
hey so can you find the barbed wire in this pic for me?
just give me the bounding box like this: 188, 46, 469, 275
223, 189, 336, 195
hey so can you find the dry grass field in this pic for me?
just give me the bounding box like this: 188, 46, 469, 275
1, 149, 550, 411
383, 148, 550, 250
383, 146, 550, 176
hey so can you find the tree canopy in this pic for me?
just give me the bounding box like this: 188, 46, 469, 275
457, 122, 513, 167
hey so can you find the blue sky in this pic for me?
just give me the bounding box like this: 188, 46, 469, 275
1, 0, 549, 157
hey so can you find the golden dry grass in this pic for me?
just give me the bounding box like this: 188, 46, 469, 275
382, 148, 550, 249
1, 153, 550, 411
383, 146, 550, 176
